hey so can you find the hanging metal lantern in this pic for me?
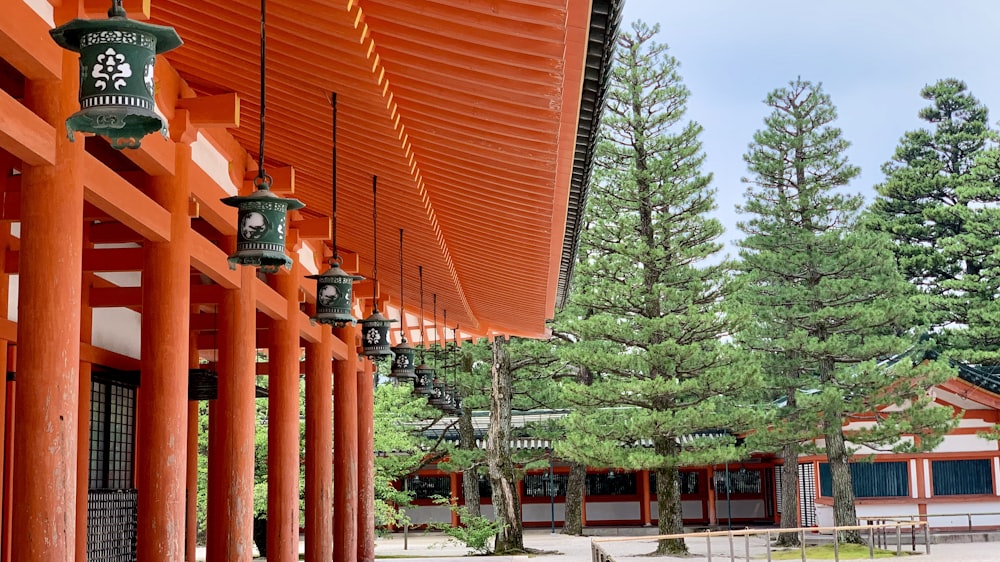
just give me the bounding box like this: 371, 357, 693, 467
308, 262, 363, 326
361, 308, 395, 359
221, 176, 305, 273
428, 375, 449, 408
389, 338, 416, 382
412, 361, 434, 397
49, 0, 182, 149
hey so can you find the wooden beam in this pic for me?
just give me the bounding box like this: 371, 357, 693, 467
0, 0, 61, 81
83, 0, 150, 20
81, 342, 141, 371
190, 233, 240, 289
255, 277, 288, 321
293, 217, 331, 240
0, 87, 56, 166
245, 166, 294, 195
176, 93, 240, 129
299, 310, 321, 344
121, 128, 175, 177
87, 221, 145, 245
90, 284, 225, 308
189, 164, 237, 236
83, 155, 171, 243
5, 247, 143, 274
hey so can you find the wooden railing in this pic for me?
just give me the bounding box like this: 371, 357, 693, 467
591, 521, 929, 562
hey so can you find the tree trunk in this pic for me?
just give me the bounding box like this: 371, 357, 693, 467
653, 437, 687, 555
486, 336, 524, 553
561, 461, 586, 535
775, 443, 800, 546
825, 416, 862, 543
562, 363, 591, 536
458, 407, 481, 518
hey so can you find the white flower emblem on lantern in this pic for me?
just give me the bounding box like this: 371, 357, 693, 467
92, 47, 132, 91
365, 327, 381, 345
394, 354, 408, 368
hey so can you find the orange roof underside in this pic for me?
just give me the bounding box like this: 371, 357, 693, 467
149, 0, 593, 338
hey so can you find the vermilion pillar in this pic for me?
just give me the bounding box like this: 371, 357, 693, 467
333, 325, 358, 562
450, 473, 461, 527
267, 264, 302, 562
75, 362, 91, 562
137, 145, 193, 560
304, 321, 334, 562
357, 358, 375, 562
207, 265, 257, 561
12, 18, 85, 560
639, 469, 651, 526
2, 375, 13, 562
186, 332, 200, 562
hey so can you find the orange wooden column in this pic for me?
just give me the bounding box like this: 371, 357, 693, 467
185, 332, 200, 562
706, 466, 717, 525
304, 321, 334, 562
75, 362, 91, 562
333, 325, 358, 562
1, 373, 13, 562
357, 358, 375, 562
267, 264, 302, 562
639, 469, 651, 526
450, 473, 461, 527
12, 16, 85, 560
207, 265, 257, 561
0, 346, 5, 557
137, 144, 193, 560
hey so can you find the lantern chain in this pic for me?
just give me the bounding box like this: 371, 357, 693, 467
398, 228, 405, 339
255, 0, 269, 188
418, 265, 425, 362
108, 0, 126, 18
329, 93, 340, 265
371, 175, 379, 308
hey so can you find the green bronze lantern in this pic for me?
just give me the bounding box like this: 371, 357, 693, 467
361, 308, 395, 359
49, 0, 182, 149
412, 361, 435, 397
221, 0, 303, 273
390, 338, 416, 382
308, 261, 363, 326
222, 176, 304, 273
309, 94, 362, 325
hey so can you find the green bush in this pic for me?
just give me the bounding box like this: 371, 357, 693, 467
428, 495, 504, 555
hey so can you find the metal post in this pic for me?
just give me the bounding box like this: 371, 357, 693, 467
549, 449, 556, 535
896, 524, 901, 556
968, 513, 973, 532
833, 528, 839, 561
766, 530, 772, 562
923, 522, 930, 555
799, 529, 806, 562
707, 533, 713, 562
726, 463, 732, 531
403, 476, 409, 550
745, 530, 750, 562
868, 527, 874, 559
728, 530, 735, 562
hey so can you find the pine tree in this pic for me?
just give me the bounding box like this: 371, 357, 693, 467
867, 78, 1000, 364
736, 79, 956, 543
557, 21, 759, 555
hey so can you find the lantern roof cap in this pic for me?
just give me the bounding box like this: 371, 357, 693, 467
50, 12, 183, 54
221, 185, 305, 212
306, 262, 364, 282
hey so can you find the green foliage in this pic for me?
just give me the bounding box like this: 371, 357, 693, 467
866, 78, 1000, 364
427, 495, 504, 555
555, 22, 762, 550
736, 78, 957, 534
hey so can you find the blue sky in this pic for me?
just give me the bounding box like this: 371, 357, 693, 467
620, 0, 1000, 252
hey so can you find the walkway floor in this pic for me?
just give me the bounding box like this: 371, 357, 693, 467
194, 529, 1000, 561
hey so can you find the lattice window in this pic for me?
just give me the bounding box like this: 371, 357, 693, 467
819, 461, 908, 498
87, 489, 138, 562
406, 475, 451, 499
714, 468, 761, 497
932, 459, 993, 496
524, 472, 568, 497
88, 377, 136, 490
585, 471, 636, 496
649, 470, 700, 495
775, 463, 816, 527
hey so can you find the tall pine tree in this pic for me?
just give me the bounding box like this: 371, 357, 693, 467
867, 79, 1000, 364
558, 21, 758, 555
737, 79, 955, 543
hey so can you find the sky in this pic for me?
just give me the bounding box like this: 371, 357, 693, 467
620, 0, 1000, 253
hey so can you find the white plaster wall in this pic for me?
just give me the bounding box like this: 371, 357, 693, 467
816, 504, 833, 528
935, 433, 996, 453
7, 274, 16, 322
523, 502, 565, 523
855, 504, 919, 520
959, 417, 995, 429
584, 501, 640, 522
92, 307, 142, 359
192, 133, 238, 196
649, 500, 703, 520
25, 0, 54, 25
715, 499, 765, 519
405, 505, 452, 526
926, 501, 1000, 528
297, 245, 319, 275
